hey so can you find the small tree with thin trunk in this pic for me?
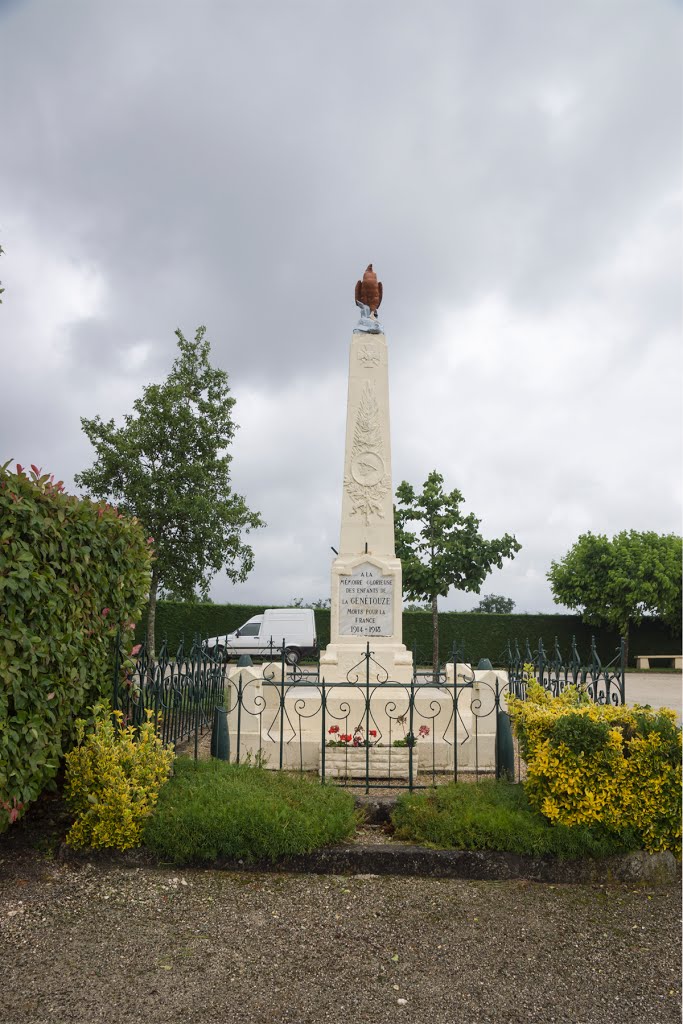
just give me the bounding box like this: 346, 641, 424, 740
394, 472, 521, 679
75, 326, 264, 653
548, 531, 682, 666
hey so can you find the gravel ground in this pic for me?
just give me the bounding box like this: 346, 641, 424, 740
0, 846, 680, 1024
2, 691, 679, 1024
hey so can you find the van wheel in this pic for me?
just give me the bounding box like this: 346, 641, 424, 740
213, 645, 225, 661
284, 647, 301, 666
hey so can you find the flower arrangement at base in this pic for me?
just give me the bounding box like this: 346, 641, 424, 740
326, 723, 430, 748
393, 724, 430, 748
321, 724, 421, 779
326, 725, 379, 748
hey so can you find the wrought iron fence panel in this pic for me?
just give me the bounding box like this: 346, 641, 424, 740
205, 643, 508, 791
504, 635, 626, 706
113, 634, 226, 750
113, 632, 627, 791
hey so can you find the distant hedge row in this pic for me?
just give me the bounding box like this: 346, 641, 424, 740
136, 602, 680, 667
401, 613, 679, 668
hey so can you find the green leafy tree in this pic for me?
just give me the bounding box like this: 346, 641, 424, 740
75, 327, 264, 653
164, 590, 215, 604
289, 597, 330, 609
548, 531, 682, 665
473, 594, 516, 614
394, 471, 521, 677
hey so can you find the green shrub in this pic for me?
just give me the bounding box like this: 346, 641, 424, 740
64, 702, 175, 851
143, 758, 358, 864
0, 462, 151, 832
507, 687, 682, 857
391, 780, 639, 859
549, 710, 612, 757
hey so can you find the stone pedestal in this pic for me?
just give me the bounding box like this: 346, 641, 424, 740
225, 663, 264, 758
223, 662, 497, 774
320, 330, 413, 683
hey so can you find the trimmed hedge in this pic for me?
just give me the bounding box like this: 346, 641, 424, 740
135, 602, 267, 652
508, 684, 682, 856
136, 602, 679, 667
401, 611, 680, 668
0, 463, 151, 832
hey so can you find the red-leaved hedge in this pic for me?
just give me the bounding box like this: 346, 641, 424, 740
0, 461, 152, 831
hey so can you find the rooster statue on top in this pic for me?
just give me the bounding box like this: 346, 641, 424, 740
353, 264, 383, 334
355, 264, 383, 315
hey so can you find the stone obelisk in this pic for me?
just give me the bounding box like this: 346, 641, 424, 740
320, 266, 413, 683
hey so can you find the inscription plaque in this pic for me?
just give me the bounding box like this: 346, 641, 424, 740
338, 561, 394, 637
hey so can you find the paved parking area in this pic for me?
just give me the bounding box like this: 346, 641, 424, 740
625, 673, 681, 721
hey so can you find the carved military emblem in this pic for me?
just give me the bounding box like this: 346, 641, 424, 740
350, 451, 385, 487
357, 345, 380, 367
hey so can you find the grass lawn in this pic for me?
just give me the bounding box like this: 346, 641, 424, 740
391, 780, 641, 859
143, 757, 358, 864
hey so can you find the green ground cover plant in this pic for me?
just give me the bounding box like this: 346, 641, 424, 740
391, 780, 640, 859
143, 758, 358, 864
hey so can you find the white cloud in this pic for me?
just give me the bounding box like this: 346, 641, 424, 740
1, 213, 108, 373
0, 0, 679, 620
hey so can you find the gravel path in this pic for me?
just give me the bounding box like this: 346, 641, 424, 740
0, 849, 679, 1024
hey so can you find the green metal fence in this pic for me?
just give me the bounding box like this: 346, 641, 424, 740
505, 635, 626, 705
112, 634, 225, 758
112, 635, 624, 790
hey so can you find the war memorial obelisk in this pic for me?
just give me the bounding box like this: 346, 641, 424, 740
320, 266, 413, 684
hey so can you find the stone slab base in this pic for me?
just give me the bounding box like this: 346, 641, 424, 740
227, 734, 495, 773
321, 746, 415, 779
320, 643, 413, 684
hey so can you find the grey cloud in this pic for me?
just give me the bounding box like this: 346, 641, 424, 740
0, 0, 680, 617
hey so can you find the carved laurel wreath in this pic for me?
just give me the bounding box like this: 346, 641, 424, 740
344, 381, 391, 524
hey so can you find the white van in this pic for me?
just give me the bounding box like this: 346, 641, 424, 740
205, 608, 317, 665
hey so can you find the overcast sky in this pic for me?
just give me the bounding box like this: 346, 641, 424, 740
1, 0, 681, 614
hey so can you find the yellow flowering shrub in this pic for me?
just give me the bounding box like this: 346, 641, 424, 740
508, 675, 682, 857
64, 702, 175, 851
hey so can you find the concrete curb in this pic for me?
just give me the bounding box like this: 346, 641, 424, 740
57, 842, 681, 886
271, 845, 681, 885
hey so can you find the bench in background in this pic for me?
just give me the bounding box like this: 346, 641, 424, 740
635, 654, 682, 670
